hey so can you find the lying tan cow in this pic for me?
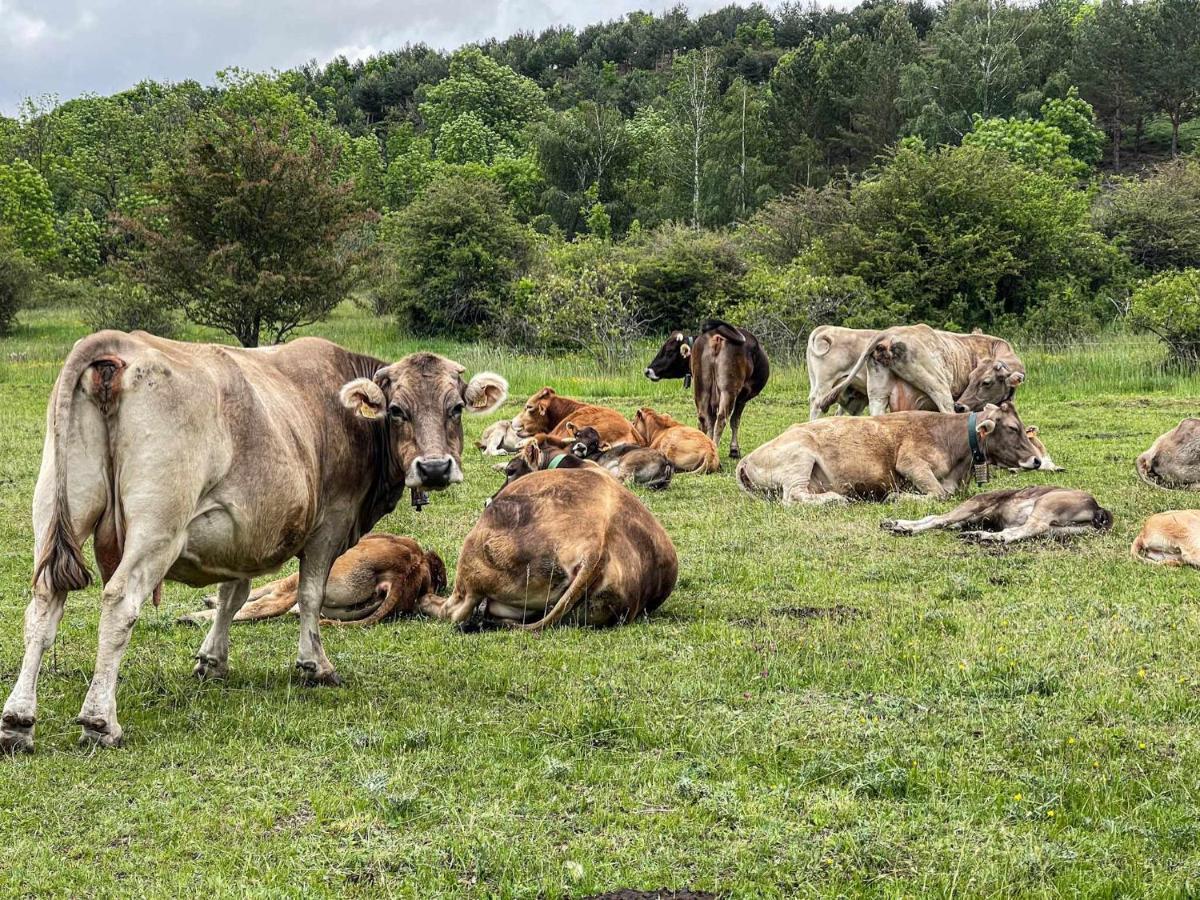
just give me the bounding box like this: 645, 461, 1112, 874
1009, 426, 1063, 473
512, 387, 639, 446
815, 324, 1025, 417
1132, 511, 1200, 567
179, 534, 446, 627
632, 407, 719, 474
477, 420, 523, 455
883, 486, 1111, 543
1137, 419, 1200, 490
736, 402, 1042, 505
422, 468, 677, 629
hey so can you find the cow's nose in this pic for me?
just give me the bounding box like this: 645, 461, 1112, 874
953, 402, 968, 413
644, 367, 659, 381
415, 457, 453, 487
1031, 457, 1041, 469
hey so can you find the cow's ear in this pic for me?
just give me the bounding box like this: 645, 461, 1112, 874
522, 442, 539, 467
1007, 371, 1025, 386
599, 441, 611, 451
463, 372, 508, 415
680, 342, 691, 358
976, 416, 996, 436
340, 378, 386, 420
565, 421, 578, 435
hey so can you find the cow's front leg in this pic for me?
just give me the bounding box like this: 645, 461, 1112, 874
1, 584, 67, 754
193, 578, 250, 680
895, 458, 950, 499
294, 546, 341, 686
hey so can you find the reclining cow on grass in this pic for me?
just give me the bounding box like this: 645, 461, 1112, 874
512, 387, 639, 446
1132, 511, 1200, 567
566, 424, 674, 490
1, 331, 506, 753
736, 402, 1042, 505
1137, 418, 1200, 491
882, 486, 1112, 543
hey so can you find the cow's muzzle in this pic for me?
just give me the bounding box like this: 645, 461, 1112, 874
409, 456, 460, 489
644, 367, 660, 382
953, 402, 969, 413
570, 442, 588, 458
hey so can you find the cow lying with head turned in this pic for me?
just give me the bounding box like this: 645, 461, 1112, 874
883, 486, 1112, 543
422, 468, 677, 629
477, 420, 524, 455
2, 331, 506, 753
489, 438, 594, 503
1132, 511, 1200, 567
512, 387, 638, 446
566, 424, 673, 490
632, 407, 719, 474
1137, 419, 1200, 491
644, 320, 769, 458
814, 323, 1025, 418
179, 534, 446, 627
736, 402, 1042, 505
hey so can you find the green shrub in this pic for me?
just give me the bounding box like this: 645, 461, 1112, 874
963, 114, 1084, 178
627, 223, 747, 328
1129, 269, 1200, 369
738, 186, 851, 266
0, 227, 35, 335
83, 279, 178, 337
1095, 159, 1200, 273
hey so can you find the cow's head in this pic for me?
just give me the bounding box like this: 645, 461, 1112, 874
512, 387, 559, 437
644, 333, 693, 382
340, 353, 507, 491
567, 423, 605, 459
973, 402, 1041, 470
954, 360, 1025, 412
1137, 418, 1200, 490
632, 407, 675, 445
487, 442, 538, 504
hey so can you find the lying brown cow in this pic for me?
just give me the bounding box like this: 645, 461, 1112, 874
644, 320, 769, 458
179, 534, 446, 627
736, 402, 1042, 504
632, 407, 719, 474
1137, 419, 1200, 490
567, 424, 674, 490
883, 486, 1111, 543
477, 420, 524, 455
422, 468, 677, 629
816, 324, 1024, 417
1132, 511, 1200, 567
512, 387, 639, 446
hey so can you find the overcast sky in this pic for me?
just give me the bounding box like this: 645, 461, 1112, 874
0, 0, 855, 116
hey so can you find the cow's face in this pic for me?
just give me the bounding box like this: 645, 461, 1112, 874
512, 387, 557, 437
340, 353, 507, 491
974, 402, 1041, 470
954, 360, 1024, 412
568, 423, 604, 459
644, 333, 693, 381
1137, 418, 1200, 489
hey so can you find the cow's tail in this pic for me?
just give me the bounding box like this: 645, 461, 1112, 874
699, 319, 746, 345
33, 337, 126, 593
678, 443, 719, 475
815, 333, 885, 413
735, 457, 762, 498
515, 554, 602, 632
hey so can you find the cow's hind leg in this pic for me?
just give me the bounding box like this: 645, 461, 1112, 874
294, 540, 342, 686
781, 455, 847, 506
728, 394, 749, 458
193, 579, 251, 680
1, 584, 67, 754
883, 496, 991, 535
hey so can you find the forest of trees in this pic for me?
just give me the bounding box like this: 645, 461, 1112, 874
2, 0, 1200, 363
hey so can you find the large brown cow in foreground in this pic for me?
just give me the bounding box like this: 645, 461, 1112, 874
736, 403, 1042, 504
422, 468, 677, 629
1137, 419, 1200, 490
883, 486, 1112, 543
512, 387, 639, 446
644, 320, 769, 458
1, 332, 506, 753
178, 534, 446, 627
814, 324, 1025, 418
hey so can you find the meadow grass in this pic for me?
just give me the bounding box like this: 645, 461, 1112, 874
2, 305, 1200, 897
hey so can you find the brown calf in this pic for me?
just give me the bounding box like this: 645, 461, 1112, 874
632, 407, 719, 474
567, 424, 674, 490
883, 486, 1111, 543
512, 387, 639, 446
1132, 511, 1200, 567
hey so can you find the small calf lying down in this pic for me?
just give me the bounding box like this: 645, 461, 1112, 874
632, 407, 719, 473
567, 423, 673, 490
1137, 418, 1200, 490
488, 439, 594, 503
423, 468, 677, 629
882, 486, 1112, 543
477, 420, 524, 455
512, 387, 639, 446
179, 534, 446, 627
1132, 511, 1200, 567
736, 402, 1042, 505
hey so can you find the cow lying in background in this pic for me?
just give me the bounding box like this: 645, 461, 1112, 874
815, 324, 1024, 417
1137, 419, 1200, 490
1132, 511, 1200, 567
179, 534, 446, 627
736, 402, 1041, 505
489, 439, 593, 503
644, 320, 769, 458
422, 468, 677, 629
632, 407, 719, 474
1009, 426, 1063, 473
567, 424, 673, 490
882, 486, 1112, 543
477, 420, 523, 455
513, 387, 638, 446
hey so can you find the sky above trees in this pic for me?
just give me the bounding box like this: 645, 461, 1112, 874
0, 0, 853, 114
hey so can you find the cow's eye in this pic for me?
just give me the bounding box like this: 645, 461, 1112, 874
388, 404, 409, 421
449, 402, 464, 419
983, 378, 994, 386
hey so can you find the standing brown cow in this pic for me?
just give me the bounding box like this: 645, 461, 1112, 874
643, 320, 769, 458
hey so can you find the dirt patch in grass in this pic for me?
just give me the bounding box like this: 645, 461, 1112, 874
771, 605, 863, 621
579, 891, 718, 900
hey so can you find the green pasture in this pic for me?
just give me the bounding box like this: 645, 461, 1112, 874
2, 305, 1200, 897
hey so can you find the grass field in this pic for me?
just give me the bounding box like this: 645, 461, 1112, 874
2, 305, 1200, 897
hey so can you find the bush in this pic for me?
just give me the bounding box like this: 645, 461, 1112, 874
627, 223, 748, 329
83, 279, 179, 337
738, 186, 852, 266
1095, 159, 1200, 273
0, 227, 35, 335
1129, 269, 1200, 369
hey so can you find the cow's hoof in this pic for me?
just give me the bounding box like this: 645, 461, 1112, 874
729, 447, 741, 459
192, 654, 228, 680
960, 531, 990, 544
76, 716, 123, 749
0, 712, 35, 755
295, 662, 343, 687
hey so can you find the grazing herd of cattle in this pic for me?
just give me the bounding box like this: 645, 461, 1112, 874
1, 321, 1198, 753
